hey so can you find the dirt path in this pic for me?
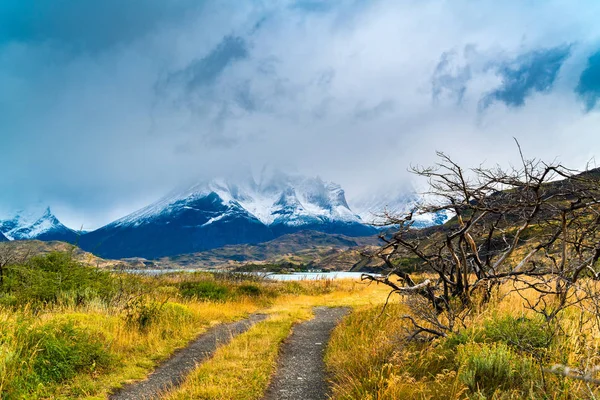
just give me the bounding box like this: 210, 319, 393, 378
109, 313, 268, 400
263, 307, 350, 400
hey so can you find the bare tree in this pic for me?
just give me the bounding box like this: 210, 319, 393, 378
363, 148, 600, 338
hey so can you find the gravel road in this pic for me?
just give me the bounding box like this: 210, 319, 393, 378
263, 306, 350, 400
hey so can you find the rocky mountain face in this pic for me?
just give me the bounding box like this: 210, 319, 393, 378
0, 207, 78, 243
79, 174, 378, 259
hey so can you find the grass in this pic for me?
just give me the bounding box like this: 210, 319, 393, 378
325, 277, 600, 400
165, 310, 309, 400
0, 296, 263, 399
10, 251, 599, 399
0, 251, 391, 399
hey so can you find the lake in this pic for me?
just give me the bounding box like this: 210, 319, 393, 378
119, 269, 375, 281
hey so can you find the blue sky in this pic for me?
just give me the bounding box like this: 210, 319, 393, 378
1, 0, 600, 228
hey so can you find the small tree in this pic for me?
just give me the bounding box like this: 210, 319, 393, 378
363, 148, 600, 338
0, 243, 29, 285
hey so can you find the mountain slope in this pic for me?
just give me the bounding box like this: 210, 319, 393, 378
80, 174, 377, 259
350, 191, 451, 227
0, 240, 133, 269
0, 208, 79, 243
80, 192, 273, 259
0, 232, 7, 242
157, 230, 379, 269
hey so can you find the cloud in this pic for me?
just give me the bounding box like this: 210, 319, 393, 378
292, 0, 335, 13
480, 45, 572, 109
166, 35, 249, 92
432, 48, 473, 105
576, 50, 600, 111
0, 0, 203, 52
1, 0, 600, 229
354, 100, 395, 120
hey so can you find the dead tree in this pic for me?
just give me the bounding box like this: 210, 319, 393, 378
363, 149, 600, 338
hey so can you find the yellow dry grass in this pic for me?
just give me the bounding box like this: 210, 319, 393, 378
0, 275, 390, 399
163, 279, 390, 399
326, 278, 600, 400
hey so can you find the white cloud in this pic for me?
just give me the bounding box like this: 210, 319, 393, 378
1, 0, 599, 229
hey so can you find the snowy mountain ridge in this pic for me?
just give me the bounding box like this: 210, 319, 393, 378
0, 207, 77, 241
1, 174, 449, 258
112, 174, 363, 230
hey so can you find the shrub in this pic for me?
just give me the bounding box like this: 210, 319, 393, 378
237, 284, 262, 297
483, 315, 553, 357
458, 342, 538, 397
281, 281, 305, 295
1, 252, 115, 307
26, 321, 113, 383
179, 281, 230, 301
123, 296, 166, 332
2, 319, 113, 397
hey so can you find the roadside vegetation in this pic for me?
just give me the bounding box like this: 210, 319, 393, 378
326, 151, 600, 399
327, 278, 600, 399
0, 250, 386, 399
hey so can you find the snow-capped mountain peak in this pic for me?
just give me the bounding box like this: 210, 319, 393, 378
112, 173, 364, 229
0, 207, 77, 241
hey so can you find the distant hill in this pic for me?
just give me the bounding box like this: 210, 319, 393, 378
0, 240, 127, 269
0, 231, 381, 272
156, 230, 380, 270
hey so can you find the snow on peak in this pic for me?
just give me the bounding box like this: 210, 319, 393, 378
0, 206, 65, 240
111, 173, 364, 229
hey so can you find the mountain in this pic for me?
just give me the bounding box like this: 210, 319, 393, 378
0, 232, 7, 242
80, 174, 377, 259
0, 207, 79, 243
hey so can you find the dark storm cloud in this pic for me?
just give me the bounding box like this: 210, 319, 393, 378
167, 36, 250, 92
480, 45, 572, 109
0, 0, 203, 51
576, 50, 600, 111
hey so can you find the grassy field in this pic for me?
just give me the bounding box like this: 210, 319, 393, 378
0, 251, 388, 399
325, 276, 600, 400
3, 251, 600, 399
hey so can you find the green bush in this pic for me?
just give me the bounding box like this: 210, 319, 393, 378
3, 320, 113, 398
458, 342, 538, 397
179, 280, 230, 301
237, 284, 262, 297
27, 322, 112, 383
483, 315, 552, 356
1, 252, 115, 307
